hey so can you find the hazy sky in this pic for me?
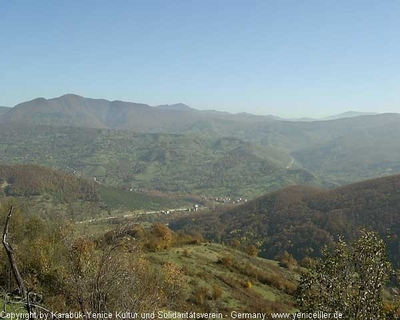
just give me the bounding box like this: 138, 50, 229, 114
1, 0, 399, 118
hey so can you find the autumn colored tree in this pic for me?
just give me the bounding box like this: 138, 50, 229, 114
161, 262, 186, 309
276, 251, 298, 270
296, 229, 392, 319
246, 244, 259, 257
1, 200, 187, 314
148, 222, 173, 250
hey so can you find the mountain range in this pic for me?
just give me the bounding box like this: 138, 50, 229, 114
0, 94, 278, 132
1, 94, 399, 194
0, 94, 381, 128
0, 106, 9, 116
321, 111, 378, 120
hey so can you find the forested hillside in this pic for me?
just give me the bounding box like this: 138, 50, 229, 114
171, 174, 400, 266
0, 164, 98, 200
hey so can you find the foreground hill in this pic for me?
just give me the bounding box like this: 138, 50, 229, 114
0, 196, 298, 314
146, 243, 297, 313
171, 174, 400, 266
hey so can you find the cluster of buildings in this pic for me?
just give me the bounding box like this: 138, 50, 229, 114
210, 196, 248, 204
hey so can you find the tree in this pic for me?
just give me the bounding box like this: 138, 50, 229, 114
1, 204, 47, 320
246, 244, 259, 257
148, 222, 173, 251
0, 202, 168, 314
296, 229, 392, 319
59, 224, 167, 313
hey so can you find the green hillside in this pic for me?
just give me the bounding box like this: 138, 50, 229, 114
99, 186, 195, 211
293, 121, 400, 184
0, 165, 192, 221
3, 96, 400, 193
0, 124, 323, 199
3, 96, 400, 194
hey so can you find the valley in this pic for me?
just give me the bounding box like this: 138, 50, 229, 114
1, 96, 400, 317
2, 98, 400, 199
3, 2, 400, 317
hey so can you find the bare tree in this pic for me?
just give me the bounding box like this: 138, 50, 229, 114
2, 206, 33, 318
1, 205, 55, 320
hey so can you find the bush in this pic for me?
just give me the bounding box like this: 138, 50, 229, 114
211, 284, 223, 300
276, 251, 298, 269
217, 255, 235, 268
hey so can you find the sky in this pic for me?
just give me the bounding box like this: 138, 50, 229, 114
1, 0, 399, 118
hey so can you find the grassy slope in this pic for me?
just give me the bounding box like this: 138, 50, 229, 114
72, 213, 297, 313
146, 243, 297, 313
99, 186, 194, 211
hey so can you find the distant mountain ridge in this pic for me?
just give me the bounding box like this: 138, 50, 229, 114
0, 94, 384, 129
0, 94, 156, 129
0, 94, 280, 131
155, 103, 195, 111
0, 106, 9, 116
285, 111, 380, 122
321, 111, 379, 120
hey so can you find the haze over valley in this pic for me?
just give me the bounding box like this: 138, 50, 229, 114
1, 94, 399, 198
